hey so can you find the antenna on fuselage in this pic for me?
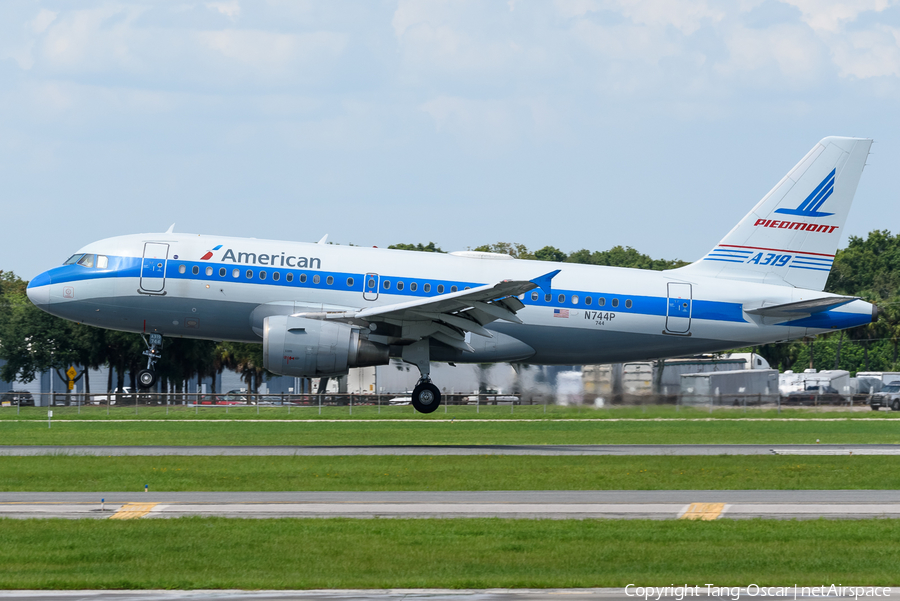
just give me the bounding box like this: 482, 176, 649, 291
165, 224, 175, 234
317, 234, 328, 245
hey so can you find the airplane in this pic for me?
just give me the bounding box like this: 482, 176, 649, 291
26, 136, 877, 413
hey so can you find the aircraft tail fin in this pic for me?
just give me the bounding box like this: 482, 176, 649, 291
676, 136, 873, 291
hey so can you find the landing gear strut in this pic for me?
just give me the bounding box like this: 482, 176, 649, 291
138, 333, 163, 390
403, 339, 442, 414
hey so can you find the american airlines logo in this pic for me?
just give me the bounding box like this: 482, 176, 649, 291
221, 248, 322, 269
200, 245, 222, 260
774, 168, 835, 218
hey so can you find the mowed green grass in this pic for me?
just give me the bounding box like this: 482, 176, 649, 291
3, 403, 897, 421
2, 455, 899, 491
2, 518, 899, 588
2, 418, 900, 445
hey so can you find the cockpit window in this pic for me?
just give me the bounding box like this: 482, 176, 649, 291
77, 254, 95, 268
64, 254, 83, 265
96, 255, 109, 269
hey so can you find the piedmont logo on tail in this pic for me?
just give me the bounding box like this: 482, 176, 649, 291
26, 136, 878, 414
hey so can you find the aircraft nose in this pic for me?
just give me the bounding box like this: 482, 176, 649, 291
26, 271, 51, 307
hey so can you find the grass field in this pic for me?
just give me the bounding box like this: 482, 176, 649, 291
2, 403, 896, 421
2, 455, 899, 491
2, 517, 898, 588
2, 417, 900, 446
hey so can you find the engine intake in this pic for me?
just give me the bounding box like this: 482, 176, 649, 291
263, 315, 389, 378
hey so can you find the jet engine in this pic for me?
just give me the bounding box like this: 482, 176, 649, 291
262, 315, 389, 378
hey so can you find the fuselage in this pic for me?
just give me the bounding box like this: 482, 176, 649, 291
26, 232, 875, 366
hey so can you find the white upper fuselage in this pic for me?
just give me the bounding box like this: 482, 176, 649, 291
25, 232, 875, 366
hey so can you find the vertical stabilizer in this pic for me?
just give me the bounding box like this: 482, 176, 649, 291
677, 136, 872, 290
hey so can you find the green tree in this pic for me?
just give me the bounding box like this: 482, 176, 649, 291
388, 242, 445, 253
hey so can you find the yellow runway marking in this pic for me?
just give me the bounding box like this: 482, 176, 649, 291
680, 502, 725, 520
109, 502, 158, 519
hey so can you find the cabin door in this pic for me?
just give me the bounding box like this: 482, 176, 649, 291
665, 282, 692, 334
140, 242, 169, 293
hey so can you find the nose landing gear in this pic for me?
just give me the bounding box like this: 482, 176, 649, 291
137, 333, 163, 390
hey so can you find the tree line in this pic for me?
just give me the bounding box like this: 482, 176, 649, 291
1, 232, 897, 392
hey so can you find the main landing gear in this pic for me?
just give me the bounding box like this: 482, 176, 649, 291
138, 333, 163, 390
403, 339, 442, 414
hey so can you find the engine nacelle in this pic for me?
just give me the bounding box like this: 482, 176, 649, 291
262, 315, 389, 378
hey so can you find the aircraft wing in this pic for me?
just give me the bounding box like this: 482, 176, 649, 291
296, 270, 559, 352
745, 296, 858, 318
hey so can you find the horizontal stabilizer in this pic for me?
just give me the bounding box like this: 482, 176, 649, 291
745, 296, 857, 318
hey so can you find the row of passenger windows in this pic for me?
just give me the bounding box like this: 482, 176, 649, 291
175, 265, 625, 307
377, 279, 466, 294
178, 264, 350, 287
531, 290, 632, 309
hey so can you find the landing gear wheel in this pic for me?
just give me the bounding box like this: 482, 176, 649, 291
892, 400, 900, 412
412, 382, 441, 414
138, 369, 157, 390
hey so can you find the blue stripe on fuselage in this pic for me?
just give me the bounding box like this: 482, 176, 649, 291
35, 255, 753, 324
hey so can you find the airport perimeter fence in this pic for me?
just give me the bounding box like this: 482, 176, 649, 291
0, 390, 886, 416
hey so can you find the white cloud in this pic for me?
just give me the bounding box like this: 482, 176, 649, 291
830, 25, 900, 78
782, 0, 898, 33
206, 1, 241, 21
31, 9, 57, 34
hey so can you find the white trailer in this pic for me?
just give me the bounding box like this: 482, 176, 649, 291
680, 369, 779, 405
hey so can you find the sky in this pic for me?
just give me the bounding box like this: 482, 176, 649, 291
2, 0, 899, 280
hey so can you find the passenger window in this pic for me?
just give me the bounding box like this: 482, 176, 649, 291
598, 298, 606, 307
410, 282, 417, 292
300, 274, 307, 283
246, 269, 253, 279
205, 266, 213, 276
260, 271, 267, 280
464, 286, 470, 290
451, 285, 458, 292
96, 255, 109, 269
192, 265, 200, 275
326, 276, 334, 285
273, 272, 280, 282
531, 291, 539, 301
64, 254, 83, 265
313, 274, 320, 284
219, 267, 226, 277
347, 277, 354, 287
545, 293, 551, 302
383, 280, 391, 289
612, 298, 619, 308
625, 299, 632, 309
585, 296, 592, 306
424, 283, 431, 293
437, 285, 444, 293
77, 254, 95, 268
287, 273, 294, 283
368, 278, 375, 288
571, 295, 579, 304
232, 268, 239, 278
178, 265, 186, 274
558, 294, 565, 303
397, 282, 404, 291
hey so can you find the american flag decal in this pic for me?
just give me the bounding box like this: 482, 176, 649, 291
554, 308, 569, 318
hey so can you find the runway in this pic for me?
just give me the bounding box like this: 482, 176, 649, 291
2, 444, 900, 455
3, 490, 900, 520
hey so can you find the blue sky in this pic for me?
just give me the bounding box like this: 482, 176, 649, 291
2, 0, 899, 279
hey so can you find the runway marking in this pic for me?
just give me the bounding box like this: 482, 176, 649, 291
772, 449, 900, 455
679, 503, 725, 520
108, 502, 157, 520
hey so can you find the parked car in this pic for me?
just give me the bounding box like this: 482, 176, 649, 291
870, 381, 900, 411
784, 385, 846, 406
1, 391, 34, 406
91, 387, 133, 405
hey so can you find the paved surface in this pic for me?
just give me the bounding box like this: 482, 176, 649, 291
2, 490, 899, 520
3, 589, 898, 601
3, 444, 900, 455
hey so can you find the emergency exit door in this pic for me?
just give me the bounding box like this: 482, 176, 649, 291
666, 282, 692, 334
363, 273, 379, 301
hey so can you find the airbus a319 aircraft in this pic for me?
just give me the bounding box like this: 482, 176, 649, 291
27, 136, 876, 412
